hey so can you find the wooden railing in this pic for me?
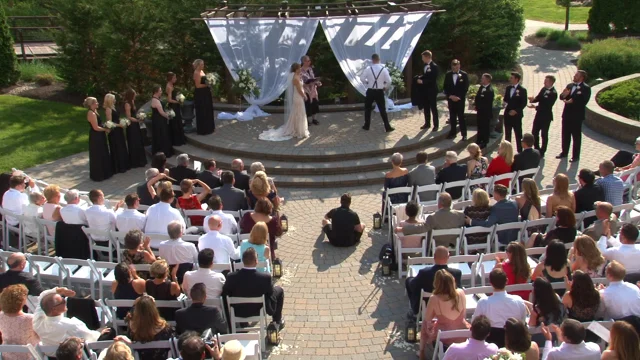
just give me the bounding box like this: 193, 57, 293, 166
8, 16, 61, 60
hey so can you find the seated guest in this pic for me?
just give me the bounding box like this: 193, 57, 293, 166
546, 173, 576, 217
231, 158, 251, 193
249, 162, 278, 193
197, 158, 222, 190
126, 295, 174, 360
515, 178, 541, 221
121, 229, 155, 265
22, 192, 45, 239
466, 143, 489, 191
145, 259, 181, 321
583, 201, 618, 241
504, 318, 539, 360
42, 184, 62, 222
137, 168, 160, 206
0, 284, 40, 360
182, 249, 226, 299
512, 133, 541, 173
101, 338, 134, 360
383, 153, 410, 209
463, 189, 492, 246
151, 152, 170, 175
59, 189, 88, 225
599, 260, 640, 320
85, 189, 122, 240
471, 268, 527, 348
467, 184, 519, 246
598, 222, 640, 273
562, 270, 601, 322
436, 151, 467, 200
170, 154, 198, 185
111, 262, 145, 319
397, 200, 423, 227
240, 222, 271, 272
540, 320, 601, 360
247, 171, 279, 210
241, 198, 282, 258
144, 188, 185, 235
493, 242, 531, 300
2, 174, 37, 227
212, 171, 248, 211
569, 235, 605, 278
617, 138, 640, 179
0, 252, 44, 295
526, 206, 577, 248
158, 221, 198, 282
532, 240, 571, 296
529, 278, 564, 328
222, 248, 285, 329
602, 321, 640, 360
116, 193, 146, 234
409, 151, 436, 202
198, 216, 240, 264
55, 337, 85, 360
405, 246, 462, 317
177, 179, 211, 226
573, 169, 604, 222
486, 140, 514, 188
401, 192, 465, 249
321, 193, 365, 248
175, 283, 227, 335
441, 315, 498, 360
596, 160, 625, 206
203, 195, 238, 235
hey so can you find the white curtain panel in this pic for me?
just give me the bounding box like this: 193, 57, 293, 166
205, 18, 319, 121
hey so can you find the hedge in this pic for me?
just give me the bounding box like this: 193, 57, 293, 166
0, 4, 19, 87
597, 79, 640, 121
588, 0, 640, 35
577, 38, 640, 81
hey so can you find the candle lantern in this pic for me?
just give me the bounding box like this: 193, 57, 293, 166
373, 212, 382, 230
280, 214, 288, 233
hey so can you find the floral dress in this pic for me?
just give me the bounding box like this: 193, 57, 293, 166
469, 157, 489, 190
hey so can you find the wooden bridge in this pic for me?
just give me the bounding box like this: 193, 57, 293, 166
8, 16, 60, 60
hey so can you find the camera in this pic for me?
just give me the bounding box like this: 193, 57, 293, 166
201, 329, 216, 347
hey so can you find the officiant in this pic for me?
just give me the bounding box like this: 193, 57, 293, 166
301, 55, 321, 126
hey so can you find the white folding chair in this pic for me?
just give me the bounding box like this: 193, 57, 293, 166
104, 299, 135, 333
183, 209, 211, 229
462, 225, 495, 255
443, 179, 469, 202
81, 227, 114, 262
153, 300, 185, 327
109, 230, 128, 262
488, 172, 517, 194
60, 258, 99, 298
394, 233, 425, 279
226, 296, 269, 351
432, 329, 471, 360
451, 200, 473, 211
212, 263, 233, 273
137, 204, 149, 213
217, 332, 262, 360
19, 214, 40, 251
618, 167, 640, 202
522, 218, 556, 241
89, 260, 117, 300
415, 184, 443, 204
0, 207, 23, 252
240, 209, 254, 218
223, 210, 242, 222
613, 202, 635, 222
515, 167, 541, 193
237, 233, 250, 247
382, 186, 414, 223
27, 254, 66, 287
577, 210, 595, 231
35, 218, 57, 255
428, 227, 464, 256
234, 259, 270, 272
0, 344, 42, 360
147, 233, 171, 249
86, 341, 116, 360
129, 340, 177, 360
477, 252, 507, 286
464, 178, 493, 200
525, 247, 546, 257
493, 222, 525, 252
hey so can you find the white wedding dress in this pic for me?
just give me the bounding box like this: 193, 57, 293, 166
259, 73, 309, 141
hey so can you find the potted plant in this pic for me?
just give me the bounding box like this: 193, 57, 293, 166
467, 84, 480, 110
492, 94, 504, 124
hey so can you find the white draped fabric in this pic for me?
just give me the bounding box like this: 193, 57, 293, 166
205, 18, 319, 121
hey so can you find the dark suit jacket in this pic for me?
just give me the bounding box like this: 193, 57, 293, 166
560, 82, 591, 120
222, 268, 273, 318
512, 148, 541, 173
137, 181, 157, 206
418, 61, 439, 94
504, 84, 528, 118
574, 184, 605, 214
435, 164, 467, 200
443, 70, 470, 99
170, 166, 198, 185
408, 264, 462, 313
55, 222, 90, 259
0, 270, 44, 295
475, 85, 495, 113
198, 170, 222, 190
232, 170, 251, 193
175, 303, 228, 335
471, 199, 519, 244
531, 86, 558, 119
212, 184, 247, 211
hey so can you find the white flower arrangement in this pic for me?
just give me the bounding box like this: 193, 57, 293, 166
136, 112, 146, 121
121, 119, 131, 127
385, 61, 405, 93
104, 121, 116, 129
165, 108, 176, 119
233, 68, 260, 98
484, 348, 523, 360
205, 73, 219, 87
176, 94, 186, 104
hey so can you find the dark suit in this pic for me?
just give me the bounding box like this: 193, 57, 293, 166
137, 181, 157, 206
471, 199, 519, 245
443, 70, 470, 138
435, 164, 467, 200
405, 264, 462, 314
198, 170, 222, 190
222, 268, 284, 322
212, 184, 247, 211
530, 87, 558, 156
512, 148, 541, 174
0, 270, 44, 295
574, 183, 605, 215
503, 84, 528, 152
169, 166, 198, 185
175, 303, 228, 335
560, 82, 592, 159
232, 170, 250, 193
417, 61, 440, 128
475, 84, 494, 148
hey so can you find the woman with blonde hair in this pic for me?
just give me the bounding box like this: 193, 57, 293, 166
240, 221, 271, 272
42, 184, 62, 222
545, 173, 575, 217
84, 96, 113, 181
144, 259, 180, 321
486, 140, 514, 187
0, 284, 40, 360
193, 59, 215, 135
177, 179, 211, 226
602, 321, 640, 360
466, 143, 489, 187
516, 178, 541, 221
419, 270, 469, 360
103, 340, 134, 360
569, 235, 605, 277
126, 295, 174, 360
248, 171, 280, 209
104, 93, 130, 173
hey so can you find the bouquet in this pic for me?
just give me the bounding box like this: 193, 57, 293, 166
232, 68, 260, 98
483, 348, 523, 360
165, 108, 176, 119
205, 73, 219, 87
136, 112, 147, 121
104, 120, 116, 129
468, 84, 481, 101
176, 93, 186, 104
385, 61, 405, 93
121, 119, 131, 127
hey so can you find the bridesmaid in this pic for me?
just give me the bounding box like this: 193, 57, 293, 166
193, 59, 215, 135
150, 85, 174, 158
165, 72, 186, 146
104, 94, 130, 173
84, 97, 113, 181
122, 89, 148, 168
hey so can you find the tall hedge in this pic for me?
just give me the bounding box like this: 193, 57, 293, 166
577, 38, 640, 81
0, 4, 19, 87
588, 0, 640, 35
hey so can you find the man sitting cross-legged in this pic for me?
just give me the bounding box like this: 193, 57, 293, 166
322, 193, 365, 247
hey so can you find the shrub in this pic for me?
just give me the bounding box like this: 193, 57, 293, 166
572, 30, 589, 42
34, 73, 55, 86
535, 28, 552, 38
0, 5, 19, 87
578, 38, 640, 81
588, 0, 640, 35
597, 79, 640, 120
546, 29, 566, 41
17, 60, 58, 82
555, 35, 581, 49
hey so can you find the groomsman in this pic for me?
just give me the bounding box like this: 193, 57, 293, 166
474, 73, 494, 149
360, 53, 394, 133
503, 72, 528, 153
527, 75, 558, 158
416, 50, 439, 131
557, 70, 591, 162
443, 59, 470, 140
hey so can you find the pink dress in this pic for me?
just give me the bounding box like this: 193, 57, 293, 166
422, 294, 470, 345
0, 312, 40, 360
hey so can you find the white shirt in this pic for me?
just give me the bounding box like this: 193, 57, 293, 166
22, 203, 43, 237
158, 239, 198, 265
471, 291, 527, 327
597, 235, 640, 272
360, 64, 391, 90
2, 188, 29, 226
182, 268, 226, 299
33, 288, 101, 354
85, 205, 117, 240
541, 341, 601, 360
59, 203, 88, 225
145, 202, 185, 235
453, 72, 459, 85
116, 208, 146, 234
599, 280, 640, 319
203, 210, 238, 235
570, 82, 583, 95
198, 231, 239, 264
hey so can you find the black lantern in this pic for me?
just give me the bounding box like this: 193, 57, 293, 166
405, 319, 417, 342
280, 214, 288, 233
272, 258, 282, 278
267, 322, 280, 345
381, 254, 392, 276
373, 212, 382, 230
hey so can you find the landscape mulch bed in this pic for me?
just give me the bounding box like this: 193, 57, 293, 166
524, 34, 582, 51
1, 82, 84, 106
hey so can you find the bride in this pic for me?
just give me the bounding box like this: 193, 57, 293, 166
259, 63, 310, 141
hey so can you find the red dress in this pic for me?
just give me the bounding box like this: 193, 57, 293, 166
486, 155, 513, 187
502, 260, 531, 300
177, 195, 204, 226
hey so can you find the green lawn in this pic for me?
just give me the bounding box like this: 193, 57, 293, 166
523, 0, 590, 24
0, 95, 88, 173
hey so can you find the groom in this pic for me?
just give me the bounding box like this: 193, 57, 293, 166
360, 54, 394, 133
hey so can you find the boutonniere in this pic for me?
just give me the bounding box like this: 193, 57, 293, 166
426, 68, 431, 72
576, 86, 581, 90
544, 95, 548, 98
480, 94, 485, 97
544, 90, 550, 95
481, 88, 486, 93
577, 91, 582, 95
459, 78, 464, 82
515, 90, 520, 95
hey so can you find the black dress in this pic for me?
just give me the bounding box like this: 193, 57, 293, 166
145, 279, 178, 321
108, 108, 130, 173
194, 75, 215, 135
151, 105, 173, 158
126, 102, 148, 168
169, 89, 186, 146
88, 111, 113, 181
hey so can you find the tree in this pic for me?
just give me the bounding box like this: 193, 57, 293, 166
0, 4, 19, 87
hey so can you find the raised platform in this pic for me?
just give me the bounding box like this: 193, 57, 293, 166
177, 107, 501, 187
